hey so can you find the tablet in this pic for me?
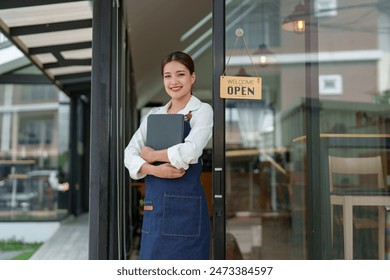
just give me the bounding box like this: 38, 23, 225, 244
146, 114, 184, 150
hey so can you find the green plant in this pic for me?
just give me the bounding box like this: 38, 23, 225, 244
12, 250, 38, 260
0, 238, 42, 260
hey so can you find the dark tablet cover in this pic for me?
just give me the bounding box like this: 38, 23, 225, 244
146, 114, 184, 150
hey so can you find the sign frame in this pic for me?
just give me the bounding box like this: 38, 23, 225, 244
220, 75, 262, 100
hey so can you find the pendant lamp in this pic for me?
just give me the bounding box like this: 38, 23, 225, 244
282, 2, 306, 34
253, 43, 275, 67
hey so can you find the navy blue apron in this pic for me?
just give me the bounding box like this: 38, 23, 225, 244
140, 119, 211, 260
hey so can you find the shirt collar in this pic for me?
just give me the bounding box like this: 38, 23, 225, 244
162, 96, 202, 114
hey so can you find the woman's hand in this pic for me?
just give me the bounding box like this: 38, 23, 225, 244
153, 163, 185, 179
140, 146, 155, 163
140, 147, 183, 178
141, 146, 170, 164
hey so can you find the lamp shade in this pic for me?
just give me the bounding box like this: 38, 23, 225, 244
236, 67, 250, 76
282, 2, 306, 34
253, 44, 275, 67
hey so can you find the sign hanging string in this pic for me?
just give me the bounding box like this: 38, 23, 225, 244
223, 28, 260, 78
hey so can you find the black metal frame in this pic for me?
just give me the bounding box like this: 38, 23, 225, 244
89, 0, 128, 260
0, 0, 83, 9
89, 0, 112, 260
9, 19, 92, 36
212, 0, 226, 260
303, 0, 328, 259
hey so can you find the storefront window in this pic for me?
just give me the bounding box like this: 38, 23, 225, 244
0, 84, 70, 220
225, 0, 390, 260
225, 0, 307, 260
316, 0, 390, 259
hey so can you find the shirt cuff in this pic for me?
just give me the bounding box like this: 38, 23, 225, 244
129, 158, 148, 180
167, 145, 189, 170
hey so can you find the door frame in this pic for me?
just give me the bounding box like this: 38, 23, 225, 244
211, 0, 226, 260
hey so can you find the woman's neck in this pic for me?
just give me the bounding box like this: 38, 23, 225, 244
168, 95, 191, 114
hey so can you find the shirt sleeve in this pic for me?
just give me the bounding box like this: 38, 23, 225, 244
124, 116, 148, 180
167, 103, 213, 169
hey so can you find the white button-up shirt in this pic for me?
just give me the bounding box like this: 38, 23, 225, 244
124, 96, 213, 180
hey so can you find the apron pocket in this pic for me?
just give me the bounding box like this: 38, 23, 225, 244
142, 200, 153, 234
162, 194, 202, 237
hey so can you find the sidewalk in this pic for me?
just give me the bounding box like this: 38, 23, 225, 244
30, 213, 89, 260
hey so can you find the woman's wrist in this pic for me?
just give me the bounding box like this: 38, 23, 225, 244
154, 149, 169, 164
140, 162, 155, 176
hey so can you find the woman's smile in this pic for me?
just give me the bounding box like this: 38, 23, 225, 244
170, 84, 182, 91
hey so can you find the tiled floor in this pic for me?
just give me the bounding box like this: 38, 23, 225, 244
27, 211, 303, 260
30, 213, 89, 260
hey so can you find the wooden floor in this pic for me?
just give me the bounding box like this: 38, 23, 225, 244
30, 213, 89, 260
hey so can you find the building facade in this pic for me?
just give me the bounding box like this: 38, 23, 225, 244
1, 0, 390, 260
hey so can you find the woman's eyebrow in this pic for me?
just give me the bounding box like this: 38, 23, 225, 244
164, 69, 186, 75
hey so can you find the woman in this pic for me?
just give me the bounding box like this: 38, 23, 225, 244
124, 51, 213, 260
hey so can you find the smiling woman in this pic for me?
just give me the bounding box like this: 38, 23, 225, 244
124, 51, 213, 260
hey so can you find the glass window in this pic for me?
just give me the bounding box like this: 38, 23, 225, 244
225, 0, 306, 260
226, 0, 280, 51
316, 0, 390, 259
0, 84, 70, 221
18, 115, 54, 145
18, 84, 58, 104
224, 0, 390, 260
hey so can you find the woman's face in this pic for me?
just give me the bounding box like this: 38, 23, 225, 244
163, 60, 195, 101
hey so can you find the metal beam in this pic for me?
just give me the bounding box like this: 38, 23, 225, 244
29, 41, 92, 54
56, 72, 91, 84
0, 74, 51, 84
43, 58, 92, 69
10, 19, 92, 36
63, 82, 91, 93
54, 71, 91, 81
0, 0, 86, 9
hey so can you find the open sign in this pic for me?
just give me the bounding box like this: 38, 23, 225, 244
220, 76, 262, 100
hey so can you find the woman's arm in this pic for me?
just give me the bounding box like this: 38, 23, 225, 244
168, 103, 213, 169
140, 146, 169, 164
124, 122, 148, 180
124, 107, 186, 179
139, 162, 185, 178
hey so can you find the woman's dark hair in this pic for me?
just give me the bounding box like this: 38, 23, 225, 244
161, 51, 195, 75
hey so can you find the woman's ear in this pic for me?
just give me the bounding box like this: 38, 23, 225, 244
191, 72, 196, 85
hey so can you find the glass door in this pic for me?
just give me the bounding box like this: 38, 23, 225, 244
214, 0, 390, 260
212, 0, 309, 260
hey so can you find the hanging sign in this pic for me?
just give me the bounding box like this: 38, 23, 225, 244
220, 75, 262, 100
220, 28, 262, 100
